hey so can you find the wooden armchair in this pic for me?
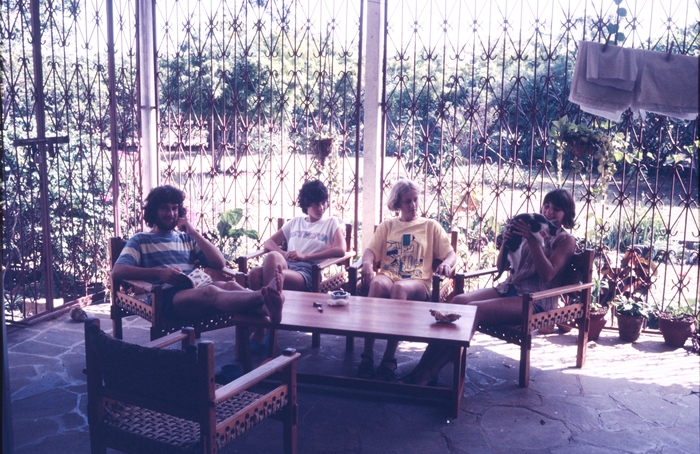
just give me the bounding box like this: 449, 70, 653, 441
453, 249, 595, 387
84, 318, 300, 454
236, 218, 356, 350
236, 218, 355, 294
109, 237, 247, 341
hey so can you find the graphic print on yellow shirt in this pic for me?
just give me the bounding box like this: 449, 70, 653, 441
385, 232, 425, 279
367, 217, 453, 292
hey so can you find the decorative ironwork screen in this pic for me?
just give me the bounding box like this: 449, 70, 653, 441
2, 0, 137, 320
380, 0, 698, 315
2, 0, 698, 323
154, 0, 363, 262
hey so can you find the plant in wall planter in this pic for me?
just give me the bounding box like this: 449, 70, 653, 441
310, 134, 337, 166
657, 306, 697, 348
548, 116, 628, 192
615, 294, 650, 342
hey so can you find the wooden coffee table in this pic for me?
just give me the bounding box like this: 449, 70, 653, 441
236, 290, 477, 418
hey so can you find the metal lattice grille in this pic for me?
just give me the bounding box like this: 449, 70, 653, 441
381, 0, 698, 312
155, 0, 362, 260
2, 0, 698, 322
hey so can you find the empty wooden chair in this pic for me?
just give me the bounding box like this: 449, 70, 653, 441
84, 318, 300, 454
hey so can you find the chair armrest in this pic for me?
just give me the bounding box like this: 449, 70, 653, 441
314, 250, 356, 269
457, 267, 498, 280
203, 266, 238, 282
528, 282, 594, 302
121, 278, 156, 293
214, 352, 301, 404
144, 327, 195, 349
236, 248, 269, 273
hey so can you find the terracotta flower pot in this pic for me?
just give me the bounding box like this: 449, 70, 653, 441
574, 307, 609, 341
658, 318, 695, 348
588, 308, 609, 341
617, 313, 645, 342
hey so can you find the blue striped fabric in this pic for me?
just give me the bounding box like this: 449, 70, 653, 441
115, 231, 207, 283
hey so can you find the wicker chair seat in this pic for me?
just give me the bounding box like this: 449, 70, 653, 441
102, 389, 284, 453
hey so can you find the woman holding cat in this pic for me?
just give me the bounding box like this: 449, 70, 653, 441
401, 188, 576, 385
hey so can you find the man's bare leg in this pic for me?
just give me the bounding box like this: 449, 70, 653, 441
261, 264, 285, 324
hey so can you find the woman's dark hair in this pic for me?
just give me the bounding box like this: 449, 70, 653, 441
543, 189, 576, 229
297, 180, 329, 214
143, 185, 187, 227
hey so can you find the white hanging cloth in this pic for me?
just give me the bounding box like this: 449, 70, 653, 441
569, 41, 698, 121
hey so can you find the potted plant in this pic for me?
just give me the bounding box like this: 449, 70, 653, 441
548, 117, 627, 192
615, 293, 649, 342
310, 134, 336, 166
657, 305, 697, 348
549, 117, 613, 158
588, 277, 610, 341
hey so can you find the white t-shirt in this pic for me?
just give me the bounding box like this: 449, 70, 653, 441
281, 216, 343, 264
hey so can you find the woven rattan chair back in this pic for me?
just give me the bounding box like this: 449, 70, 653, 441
84, 318, 300, 454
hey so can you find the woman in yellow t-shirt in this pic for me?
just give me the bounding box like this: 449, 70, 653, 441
358, 178, 457, 380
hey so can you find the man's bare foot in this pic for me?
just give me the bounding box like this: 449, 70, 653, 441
261, 270, 284, 324
274, 264, 284, 292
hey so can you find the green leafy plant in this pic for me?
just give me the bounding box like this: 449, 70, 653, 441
590, 277, 610, 312
214, 209, 259, 262
615, 294, 650, 319
217, 209, 258, 241
658, 305, 697, 323
604, 0, 627, 46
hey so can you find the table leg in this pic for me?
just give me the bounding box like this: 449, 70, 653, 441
236, 325, 253, 373
450, 345, 467, 419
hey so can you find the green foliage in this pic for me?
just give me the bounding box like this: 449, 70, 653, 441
212, 209, 259, 263
600, 213, 668, 253
217, 209, 259, 242
615, 294, 650, 318
660, 304, 697, 322
590, 276, 610, 311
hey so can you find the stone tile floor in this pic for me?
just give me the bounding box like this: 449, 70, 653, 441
6, 301, 700, 453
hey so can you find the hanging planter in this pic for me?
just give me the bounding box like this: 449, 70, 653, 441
549, 117, 613, 159
311, 136, 336, 166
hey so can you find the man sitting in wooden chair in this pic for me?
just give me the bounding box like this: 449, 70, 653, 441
111, 185, 285, 323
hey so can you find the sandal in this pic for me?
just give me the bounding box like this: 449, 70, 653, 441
358, 354, 375, 379
375, 358, 398, 381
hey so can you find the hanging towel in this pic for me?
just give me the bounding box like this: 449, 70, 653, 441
569, 41, 635, 122
632, 49, 699, 120
586, 41, 638, 90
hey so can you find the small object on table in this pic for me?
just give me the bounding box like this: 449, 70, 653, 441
318, 306, 323, 313
327, 290, 350, 306
430, 309, 461, 323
